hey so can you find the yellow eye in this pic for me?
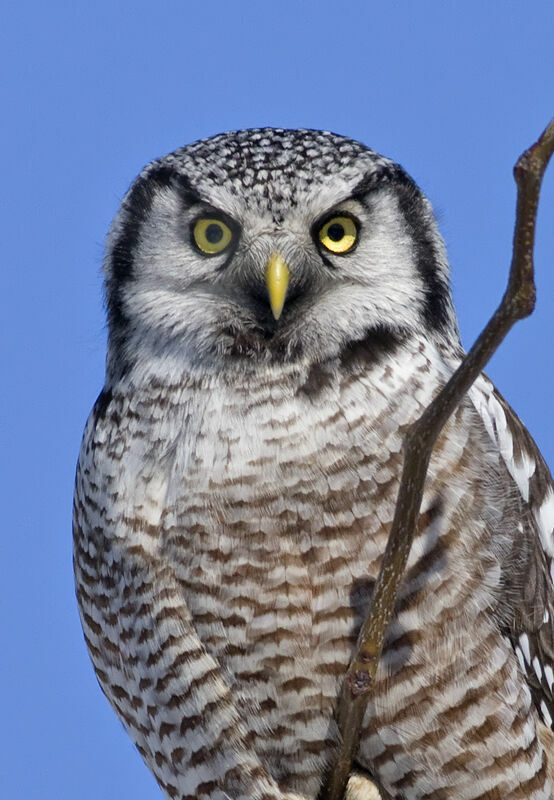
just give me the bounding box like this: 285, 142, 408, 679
318, 216, 358, 254
193, 218, 233, 254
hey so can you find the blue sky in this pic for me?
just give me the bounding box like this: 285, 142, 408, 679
1, 2, 553, 798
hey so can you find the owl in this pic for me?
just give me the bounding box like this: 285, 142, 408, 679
73, 128, 554, 800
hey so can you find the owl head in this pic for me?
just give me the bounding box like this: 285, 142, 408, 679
103, 128, 459, 383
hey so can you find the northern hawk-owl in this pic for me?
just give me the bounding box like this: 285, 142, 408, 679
73, 128, 554, 799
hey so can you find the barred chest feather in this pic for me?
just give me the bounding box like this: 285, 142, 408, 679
74, 335, 549, 799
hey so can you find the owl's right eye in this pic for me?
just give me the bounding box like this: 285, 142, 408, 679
192, 218, 233, 255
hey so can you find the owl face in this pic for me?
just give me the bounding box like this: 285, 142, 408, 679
104, 129, 458, 381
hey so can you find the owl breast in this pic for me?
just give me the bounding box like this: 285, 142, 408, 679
145, 337, 493, 792
77, 331, 536, 798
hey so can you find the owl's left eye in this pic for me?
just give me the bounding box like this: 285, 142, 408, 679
192, 218, 233, 255
318, 216, 358, 254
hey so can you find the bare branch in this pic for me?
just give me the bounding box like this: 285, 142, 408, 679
319, 118, 554, 800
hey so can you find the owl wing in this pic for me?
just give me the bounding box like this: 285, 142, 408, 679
468, 375, 554, 729
73, 392, 296, 800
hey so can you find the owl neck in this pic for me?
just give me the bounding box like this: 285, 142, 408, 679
104, 324, 454, 397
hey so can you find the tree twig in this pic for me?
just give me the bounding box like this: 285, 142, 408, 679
319, 117, 554, 800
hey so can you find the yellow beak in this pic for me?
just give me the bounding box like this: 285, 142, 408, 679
265, 252, 290, 320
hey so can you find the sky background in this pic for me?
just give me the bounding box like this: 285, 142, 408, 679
1, 2, 553, 798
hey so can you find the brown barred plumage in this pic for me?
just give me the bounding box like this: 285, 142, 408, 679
74, 129, 554, 799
